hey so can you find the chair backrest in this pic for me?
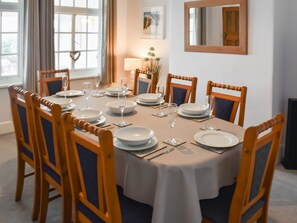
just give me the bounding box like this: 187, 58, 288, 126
29, 93, 68, 191
229, 114, 285, 222
133, 69, 158, 95
8, 86, 37, 165
206, 80, 247, 127
38, 68, 70, 96
165, 73, 198, 106
62, 112, 122, 223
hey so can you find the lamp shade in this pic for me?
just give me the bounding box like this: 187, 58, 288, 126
124, 58, 142, 71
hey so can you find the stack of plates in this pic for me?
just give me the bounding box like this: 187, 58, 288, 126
106, 100, 136, 114
72, 109, 106, 125
114, 126, 157, 151
194, 130, 239, 149
56, 90, 84, 97
178, 103, 208, 119
136, 93, 164, 106
105, 87, 124, 97
42, 97, 76, 112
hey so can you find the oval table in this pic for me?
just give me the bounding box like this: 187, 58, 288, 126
65, 92, 245, 223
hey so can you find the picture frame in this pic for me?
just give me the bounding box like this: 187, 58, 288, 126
140, 6, 165, 39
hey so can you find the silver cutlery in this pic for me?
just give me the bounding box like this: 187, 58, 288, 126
147, 147, 174, 161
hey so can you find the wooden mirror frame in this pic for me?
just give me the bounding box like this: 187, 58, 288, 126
184, 0, 247, 54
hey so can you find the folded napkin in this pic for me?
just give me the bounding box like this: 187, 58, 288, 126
127, 143, 167, 158
190, 141, 240, 154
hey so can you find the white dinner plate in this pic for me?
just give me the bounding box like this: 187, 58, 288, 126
56, 90, 84, 97
106, 100, 136, 114
90, 115, 106, 126
177, 108, 209, 119
136, 98, 165, 106
105, 91, 131, 97
138, 93, 160, 103
106, 86, 124, 95
113, 136, 158, 151
194, 130, 239, 148
72, 109, 102, 122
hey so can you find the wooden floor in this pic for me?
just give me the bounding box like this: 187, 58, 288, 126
0, 133, 296, 222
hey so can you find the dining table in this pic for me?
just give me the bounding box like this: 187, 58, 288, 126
56, 88, 245, 223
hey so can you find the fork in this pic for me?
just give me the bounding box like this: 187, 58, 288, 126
147, 147, 175, 161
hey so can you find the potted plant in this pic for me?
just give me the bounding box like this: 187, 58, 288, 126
144, 47, 162, 79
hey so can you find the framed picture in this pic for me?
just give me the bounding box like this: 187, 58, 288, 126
140, 6, 165, 39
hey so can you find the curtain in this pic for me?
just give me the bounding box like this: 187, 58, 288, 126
101, 0, 116, 84
23, 0, 55, 92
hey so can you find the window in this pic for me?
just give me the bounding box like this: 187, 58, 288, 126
54, 0, 101, 77
0, 0, 22, 86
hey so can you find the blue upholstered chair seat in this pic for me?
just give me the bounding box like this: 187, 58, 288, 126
215, 98, 234, 122
43, 164, 61, 185
20, 146, 34, 160
47, 80, 62, 96
200, 184, 265, 223
78, 186, 153, 223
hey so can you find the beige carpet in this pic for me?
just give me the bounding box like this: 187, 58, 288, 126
0, 133, 296, 222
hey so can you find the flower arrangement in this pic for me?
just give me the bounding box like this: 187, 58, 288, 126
144, 47, 162, 79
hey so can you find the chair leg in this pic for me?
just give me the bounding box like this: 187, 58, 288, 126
39, 179, 50, 223
31, 169, 41, 221
61, 191, 72, 223
15, 158, 25, 202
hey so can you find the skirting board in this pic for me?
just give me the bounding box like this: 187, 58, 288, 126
0, 121, 14, 135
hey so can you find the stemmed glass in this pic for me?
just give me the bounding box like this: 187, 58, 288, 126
154, 86, 165, 117
120, 76, 128, 95
167, 103, 178, 145
117, 92, 127, 126
203, 95, 216, 130
93, 74, 103, 97
62, 75, 68, 99
83, 82, 91, 109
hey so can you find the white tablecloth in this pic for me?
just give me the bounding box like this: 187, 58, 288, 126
70, 93, 245, 223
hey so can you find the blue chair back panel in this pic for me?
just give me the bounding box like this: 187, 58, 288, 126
17, 104, 29, 144
215, 98, 234, 121
77, 143, 99, 209
138, 81, 149, 95
249, 142, 272, 201
173, 87, 187, 106
43, 164, 61, 185
41, 117, 56, 165
20, 146, 34, 160
47, 80, 62, 95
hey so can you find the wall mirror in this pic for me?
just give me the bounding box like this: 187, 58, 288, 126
184, 0, 247, 54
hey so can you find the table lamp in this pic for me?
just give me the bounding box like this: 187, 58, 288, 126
124, 58, 142, 90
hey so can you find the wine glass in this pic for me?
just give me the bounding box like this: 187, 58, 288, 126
83, 82, 91, 109
167, 103, 178, 144
117, 92, 127, 126
120, 76, 128, 95
203, 95, 216, 130
93, 74, 103, 97
62, 75, 68, 99
154, 86, 165, 117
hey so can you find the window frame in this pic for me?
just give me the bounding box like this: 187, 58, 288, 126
54, 3, 101, 78
0, 0, 23, 87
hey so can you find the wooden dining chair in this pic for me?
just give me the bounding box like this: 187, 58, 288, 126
164, 73, 198, 106
61, 112, 153, 223
29, 93, 71, 223
8, 86, 40, 221
133, 69, 158, 95
206, 81, 247, 127
38, 68, 70, 96
200, 113, 285, 223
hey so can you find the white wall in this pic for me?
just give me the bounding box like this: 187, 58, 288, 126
170, 0, 274, 127
123, 0, 170, 86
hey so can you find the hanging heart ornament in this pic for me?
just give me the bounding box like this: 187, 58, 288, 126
70, 51, 81, 62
